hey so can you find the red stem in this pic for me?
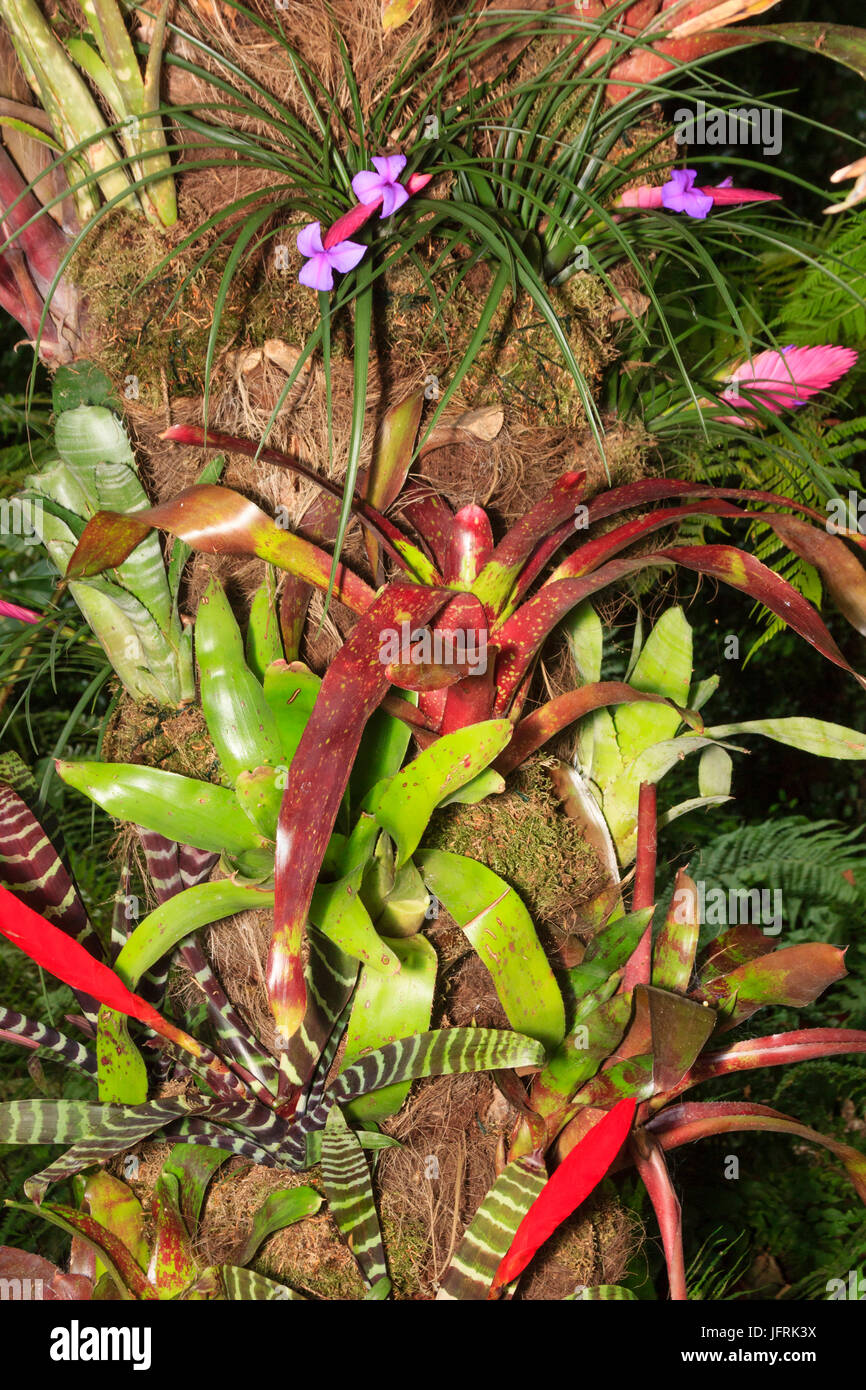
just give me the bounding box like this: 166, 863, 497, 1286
622, 781, 657, 991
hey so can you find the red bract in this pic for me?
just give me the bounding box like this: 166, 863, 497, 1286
0, 883, 163, 1031
491, 1098, 637, 1290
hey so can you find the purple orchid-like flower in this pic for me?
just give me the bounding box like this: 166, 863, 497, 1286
351, 155, 410, 218
296, 221, 366, 291
660, 169, 714, 220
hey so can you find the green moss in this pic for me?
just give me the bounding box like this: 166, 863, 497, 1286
426, 758, 602, 930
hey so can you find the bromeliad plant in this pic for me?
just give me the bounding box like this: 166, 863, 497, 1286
21, 364, 195, 705
0, 0, 176, 227
60, 411, 866, 1046
1, 1149, 322, 1300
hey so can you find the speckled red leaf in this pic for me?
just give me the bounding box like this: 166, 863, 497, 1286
490, 1098, 636, 1290
474, 471, 586, 615
695, 942, 848, 1025
268, 582, 451, 1045
30, 1204, 157, 1300
401, 487, 455, 574
67, 484, 376, 615
494, 544, 865, 715
646, 1101, 866, 1205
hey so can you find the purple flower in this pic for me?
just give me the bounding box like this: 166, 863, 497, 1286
351, 155, 410, 218
660, 169, 714, 220
296, 222, 365, 291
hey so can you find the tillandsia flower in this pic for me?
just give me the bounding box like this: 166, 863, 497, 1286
618, 170, 780, 218
351, 154, 410, 218
296, 221, 365, 292
0, 598, 41, 624
718, 344, 859, 425
322, 168, 433, 250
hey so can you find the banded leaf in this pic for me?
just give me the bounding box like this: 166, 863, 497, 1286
222, 1266, 305, 1300
437, 1159, 546, 1300
321, 1104, 387, 1288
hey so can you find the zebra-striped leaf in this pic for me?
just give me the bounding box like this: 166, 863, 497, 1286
221, 1266, 306, 1300
0, 1006, 96, 1076
329, 1028, 547, 1106
0, 1098, 205, 1202
566, 1283, 637, 1300
321, 1104, 387, 1288
437, 1159, 546, 1300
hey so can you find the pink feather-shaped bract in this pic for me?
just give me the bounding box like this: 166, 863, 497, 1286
719, 344, 859, 425
0, 599, 41, 624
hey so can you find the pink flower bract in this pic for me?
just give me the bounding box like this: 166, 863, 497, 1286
719, 344, 859, 425
0, 598, 41, 624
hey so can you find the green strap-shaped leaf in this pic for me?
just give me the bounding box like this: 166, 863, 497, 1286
263, 660, 322, 768
416, 849, 566, 1051
229, 1187, 322, 1268
56, 761, 271, 858
235, 767, 283, 841
113, 881, 276, 988
160, 1144, 232, 1234
221, 1266, 306, 1300
310, 868, 402, 977
703, 718, 866, 759
96, 1005, 148, 1104
196, 575, 283, 783
321, 1104, 387, 1288
245, 568, 284, 682
373, 720, 513, 867
342, 933, 438, 1126
568, 909, 653, 1001
653, 870, 699, 995
613, 607, 693, 763
437, 1159, 546, 1300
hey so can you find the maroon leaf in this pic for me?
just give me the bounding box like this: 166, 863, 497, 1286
67, 485, 376, 615
668, 1027, 866, 1095
268, 582, 451, 1047
474, 470, 586, 614
400, 486, 455, 574
629, 1129, 687, 1300
494, 681, 700, 775
646, 1101, 866, 1205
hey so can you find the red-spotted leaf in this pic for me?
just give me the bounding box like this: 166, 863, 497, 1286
495, 681, 700, 775
401, 487, 455, 574
7, 1202, 157, 1300
695, 942, 848, 1025
474, 471, 586, 615
490, 1098, 636, 1290
268, 582, 450, 1046
697, 924, 777, 984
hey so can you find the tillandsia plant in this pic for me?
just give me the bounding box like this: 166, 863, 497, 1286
1, 1149, 322, 1300
0, 0, 176, 227
20, 363, 195, 705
